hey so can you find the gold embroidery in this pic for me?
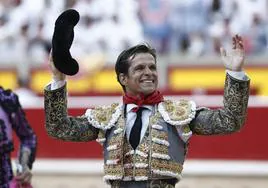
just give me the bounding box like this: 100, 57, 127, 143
109, 150, 123, 160
135, 168, 149, 176
109, 135, 123, 146
124, 156, 133, 164
183, 125, 191, 133
191, 74, 250, 135
164, 100, 175, 112
104, 103, 187, 181
179, 99, 189, 106
150, 112, 162, 125
92, 103, 120, 125
152, 143, 169, 154
104, 165, 124, 175
107, 113, 125, 164
162, 100, 192, 121
44, 85, 99, 142
124, 168, 149, 177
151, 129, 168, 140
124, 168, 133, 177
138, 140, 150, 153
151, 159, 183, 173
175, 107, 186, 117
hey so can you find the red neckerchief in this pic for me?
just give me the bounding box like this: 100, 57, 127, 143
123, 90, 164, 112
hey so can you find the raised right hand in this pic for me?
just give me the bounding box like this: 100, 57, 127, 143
49, 50, 66, 81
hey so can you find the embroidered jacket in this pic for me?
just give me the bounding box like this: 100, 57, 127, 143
0, 87, 37, 186
44, 73, 250, 182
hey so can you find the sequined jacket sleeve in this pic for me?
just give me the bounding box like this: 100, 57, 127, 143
190, 73, 250, 135
44, 84, 99, 142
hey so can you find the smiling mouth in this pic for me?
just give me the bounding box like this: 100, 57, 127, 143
140, 80, 154, 83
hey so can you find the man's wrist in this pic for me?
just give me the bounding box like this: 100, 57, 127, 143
52, 74, 66, 82
226, 70, 248, 81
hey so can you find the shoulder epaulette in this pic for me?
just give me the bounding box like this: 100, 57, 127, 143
85, 103, 123, 130
158, 99, 196, 126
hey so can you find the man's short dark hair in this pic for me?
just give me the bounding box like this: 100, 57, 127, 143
115, 44, 156, 91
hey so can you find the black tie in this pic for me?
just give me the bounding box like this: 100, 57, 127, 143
129, 107, 144, 150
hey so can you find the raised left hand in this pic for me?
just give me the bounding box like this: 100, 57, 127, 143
220, 34, 245, 71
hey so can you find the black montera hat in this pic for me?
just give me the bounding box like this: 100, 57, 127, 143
52, 9, 80, 75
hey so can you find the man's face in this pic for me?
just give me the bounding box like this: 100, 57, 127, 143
120, 53, 158, 96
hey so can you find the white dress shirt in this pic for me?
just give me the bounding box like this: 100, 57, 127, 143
125, 104, 153, 143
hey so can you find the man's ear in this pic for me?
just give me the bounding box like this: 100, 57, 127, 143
119, 73, 127, 86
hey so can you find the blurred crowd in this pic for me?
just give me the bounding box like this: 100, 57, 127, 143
0, 0, 268, 68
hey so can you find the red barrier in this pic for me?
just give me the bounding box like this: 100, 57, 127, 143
12, 107, 268, 160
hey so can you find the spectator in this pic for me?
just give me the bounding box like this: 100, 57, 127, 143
0, 86, 37, 187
